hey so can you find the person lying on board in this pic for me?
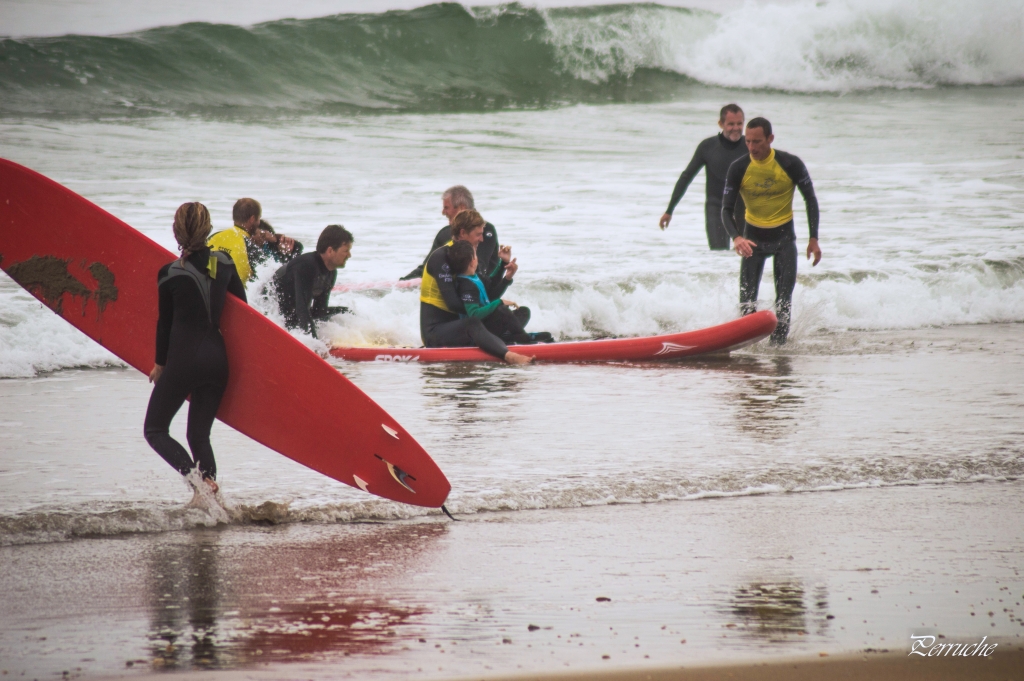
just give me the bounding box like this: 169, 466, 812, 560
449, 240, 554, 345
145, 202, 246, 498
400, 184, 501, 281
247, 218, 303, 270
208, 198, 297, 286
271, 225, 352, 339
419, 210, 532, 364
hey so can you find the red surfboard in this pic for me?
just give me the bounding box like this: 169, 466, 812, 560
330, 311, 777, 363
0, 158, 450, 508
332, 278, 420, 293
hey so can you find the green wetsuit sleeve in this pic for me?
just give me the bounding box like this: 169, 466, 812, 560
464, 299, 502, 319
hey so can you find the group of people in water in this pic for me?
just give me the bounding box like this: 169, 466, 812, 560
146, 105, 822, 497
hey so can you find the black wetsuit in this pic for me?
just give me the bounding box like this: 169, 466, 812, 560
247, 233, 303, 271
419, 244, 510, 359
401, 222, 500, 280
271, 251, 347, 338
456, 274, 535, 344
722, 150, 819, 344
666, 133, 749, 250
144, 248, 246, 481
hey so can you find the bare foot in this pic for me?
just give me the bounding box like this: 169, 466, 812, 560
204, 477, 219, 494
504, 351, 533, 365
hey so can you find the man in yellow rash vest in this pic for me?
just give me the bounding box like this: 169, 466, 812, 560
721, 117, 822, 345
207, 198, 295, 286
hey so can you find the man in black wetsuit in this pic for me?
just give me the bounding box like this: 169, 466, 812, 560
419, 210, 531, 364
660, 103, 749, 250
721, 117, 822, 345
146, 202, 246, 498
400, 185, 501, 280
271, 225, 353, 339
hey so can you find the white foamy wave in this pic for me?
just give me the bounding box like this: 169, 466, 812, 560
4, 256, 1023, 378
0, 274, 124, 378
322, 260, 1024, 350
2, 451, 1019, 546
546, 0, 1024, 91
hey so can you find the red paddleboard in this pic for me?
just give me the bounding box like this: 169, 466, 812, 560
0, 158, 450, 508
333, 279, 420, 293
330, 311, 777, 363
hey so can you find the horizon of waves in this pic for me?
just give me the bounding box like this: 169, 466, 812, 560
1, 0, 1022, 118
1, 452, 1020, 546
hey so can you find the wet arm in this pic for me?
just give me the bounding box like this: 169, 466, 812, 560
154, 278, 173, 366
665, 144, 707, 214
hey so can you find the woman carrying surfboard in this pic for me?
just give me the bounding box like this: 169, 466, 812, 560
144, 202, 246, 499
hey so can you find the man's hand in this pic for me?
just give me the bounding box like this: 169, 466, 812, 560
502, 299, 518, 309
503, 257, 518, 280
251, 229, 272, 247
806, 238, 822, 266
149, 364, 164, 384
732, 236, 756, 258
277, 235, 295, 253
659, 213, 672, 230
498, 245, 512, 264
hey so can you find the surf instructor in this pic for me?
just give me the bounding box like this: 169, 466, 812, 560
721, 117, 822, 345
401, 185, 501, 281
660, 104, 748, 250
420, 209, 531, 364
208, 198, 296, 285
145, 202, 246, 498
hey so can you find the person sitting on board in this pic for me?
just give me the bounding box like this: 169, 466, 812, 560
400, 185, 501, 281
448, 240, 553, 345
420, 209, 532, 364
721, 116, 822, 345
271, 225, 353, 339
145, 202, 246, 499
207, 198, 296, 286
247, 218, 303, 270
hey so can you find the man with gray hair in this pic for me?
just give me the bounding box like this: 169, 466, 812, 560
400, 185, 501, 280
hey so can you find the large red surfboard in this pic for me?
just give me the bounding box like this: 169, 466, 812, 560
330, 311, 777, 363
0, 158, 449, 508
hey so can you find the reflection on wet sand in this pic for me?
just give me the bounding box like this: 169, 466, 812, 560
144, 523, 445, 669
728, 580, 831, 642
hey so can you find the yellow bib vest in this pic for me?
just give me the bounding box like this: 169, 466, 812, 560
207, 226, 251, 285
419, 240, 454, 312
740, 149, 797, 228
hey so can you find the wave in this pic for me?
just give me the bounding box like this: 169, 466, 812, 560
3, 255, 1024, 378
2, 452, 1020, 546
1, 0, 1021, 118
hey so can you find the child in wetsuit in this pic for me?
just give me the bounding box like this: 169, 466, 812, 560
448, 240, 552, 345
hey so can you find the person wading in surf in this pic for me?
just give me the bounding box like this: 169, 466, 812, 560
208, 198, 296, 285
272, 225, 353, 338
401, 185, 501, 281
419, 209, 532, 364
145, 202, 246, 499
660, 104, 749, 250
721, 117, 822, 345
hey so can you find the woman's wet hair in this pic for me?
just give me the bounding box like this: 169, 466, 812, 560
451, 209, 486, 238
447, 239, 476, 274
172, 202, 212, 257
316, 224, 354, 254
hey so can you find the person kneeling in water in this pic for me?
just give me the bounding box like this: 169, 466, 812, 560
448, 240, 553, 345
419, 210, 532, 364
272, 225, 352, 339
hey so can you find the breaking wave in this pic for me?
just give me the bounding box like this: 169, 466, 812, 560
1, 0, 1022, 118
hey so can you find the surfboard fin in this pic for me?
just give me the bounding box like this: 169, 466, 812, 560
375, 454, 416, 493
382, 423, 399, 439
353, 475, 370, 492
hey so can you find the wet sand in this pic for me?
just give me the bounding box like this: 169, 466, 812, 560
2, 480, 1022, 679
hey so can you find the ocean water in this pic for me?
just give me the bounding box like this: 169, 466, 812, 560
1, 2, 1023, 544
